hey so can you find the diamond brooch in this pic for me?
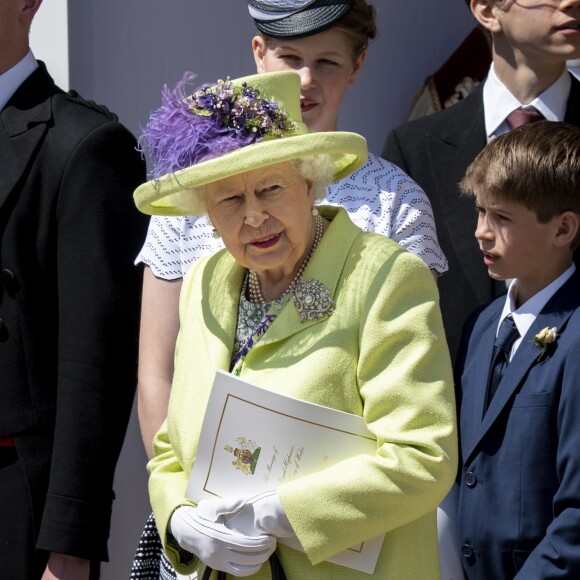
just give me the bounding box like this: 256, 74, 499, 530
292, 279, 334, 322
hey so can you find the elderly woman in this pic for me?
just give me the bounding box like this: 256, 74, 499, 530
134, 70, 457, 579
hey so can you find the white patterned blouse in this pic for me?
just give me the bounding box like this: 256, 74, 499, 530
135, 153, 448, 277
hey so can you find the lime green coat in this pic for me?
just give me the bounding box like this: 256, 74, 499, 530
148, 206, 458, 579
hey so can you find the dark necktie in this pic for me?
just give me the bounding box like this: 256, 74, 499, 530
485, 315, 520, 411
505, 106, 545, 130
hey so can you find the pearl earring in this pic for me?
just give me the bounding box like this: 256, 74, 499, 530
311, 207, 319, 217
212, 228, 220, 239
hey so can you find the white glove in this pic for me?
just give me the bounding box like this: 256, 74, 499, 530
169, 505, 276, 577
196, 490, 295, 539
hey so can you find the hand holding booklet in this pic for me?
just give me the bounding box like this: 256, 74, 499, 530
186, 370, 384, 574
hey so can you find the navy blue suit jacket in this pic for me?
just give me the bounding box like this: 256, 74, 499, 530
455, 269, 580, 578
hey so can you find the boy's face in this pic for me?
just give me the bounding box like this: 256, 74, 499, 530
484, 0, 580, 63
474, 192, 563, 295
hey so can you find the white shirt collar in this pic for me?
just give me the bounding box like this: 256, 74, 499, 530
483, 63, 571, 140
568, 59, 580, 80
0, 50, 38, 112
498, 264, 576, 358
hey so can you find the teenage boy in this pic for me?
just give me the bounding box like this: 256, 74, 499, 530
382, 0, 580, 363
455, 121, 580, 579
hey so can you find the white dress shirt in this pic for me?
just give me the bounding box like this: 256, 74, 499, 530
483, 63, 571, 141
498, 264, 576, 361
568, 59, 580, 81
0, 50, 38, 111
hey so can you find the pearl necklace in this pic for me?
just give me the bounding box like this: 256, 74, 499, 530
247, 214, 324, 304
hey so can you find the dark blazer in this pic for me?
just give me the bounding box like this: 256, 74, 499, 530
0, 62, 149, 562
382, 75, 580, 363
455, 270, 580, 579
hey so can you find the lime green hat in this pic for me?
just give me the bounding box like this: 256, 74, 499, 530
133, 70, 367, 216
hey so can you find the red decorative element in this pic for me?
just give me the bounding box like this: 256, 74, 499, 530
505, 107, 545, 130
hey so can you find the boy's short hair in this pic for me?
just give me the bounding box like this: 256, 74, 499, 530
460, 121, 580, 245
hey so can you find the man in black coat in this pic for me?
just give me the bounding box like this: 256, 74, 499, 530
0, 1, 149, 578
382, 0, 580, 364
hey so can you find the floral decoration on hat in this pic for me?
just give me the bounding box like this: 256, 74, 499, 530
141, 73, 297, 180
530, 326, 557, 363
190, 78, 297, 141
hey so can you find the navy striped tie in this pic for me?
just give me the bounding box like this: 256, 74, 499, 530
485, 315, 520, 412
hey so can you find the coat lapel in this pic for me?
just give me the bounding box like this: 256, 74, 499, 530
247, 207, 360, 350
564, 74, 580, 127
477, 331, 540, 440
460, 305, 500, 455
465, 272, 580, 460
0, 63, 54, 211
202, 252, 246, 371
199, 208, 360, 367
426, 86, 490, 303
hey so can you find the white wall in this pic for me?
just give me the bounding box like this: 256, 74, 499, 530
33, 2, 477, 578
29, 0, 68, 90
68, 0, 476, 154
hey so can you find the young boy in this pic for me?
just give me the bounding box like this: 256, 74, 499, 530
455, 120, 580, 579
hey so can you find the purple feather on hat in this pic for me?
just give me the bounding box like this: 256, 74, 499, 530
139, 71, 297, 180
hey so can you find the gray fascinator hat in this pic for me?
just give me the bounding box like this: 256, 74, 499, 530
247, 0, 355, 39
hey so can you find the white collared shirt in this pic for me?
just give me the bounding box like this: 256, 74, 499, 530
0, 50, 38, 112
483, 63, 571, 141
498, 264, 576, 360
568, 59, 580, 81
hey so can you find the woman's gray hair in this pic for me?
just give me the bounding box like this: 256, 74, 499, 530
170, 154, 335, 216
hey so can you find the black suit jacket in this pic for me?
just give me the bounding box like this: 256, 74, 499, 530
382, 74, 580, 363
0, 62, 149, 561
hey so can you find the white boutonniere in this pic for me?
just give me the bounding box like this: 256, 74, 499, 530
530, 326, 557, 362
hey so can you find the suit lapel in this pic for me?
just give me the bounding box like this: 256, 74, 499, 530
427, 86, 490, 303
202, 252, 246, 371
477, 332, 540, 441
564, 74, 580, 127
465, 273, 580, 461
251, 207, 359, 350
565, 75, 580, 270
0, 63, 54, 211
460, 305, 500, 455
200, 208, 359, 366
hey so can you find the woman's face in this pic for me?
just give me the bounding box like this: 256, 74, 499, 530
252, 28, 366, 133
205, 162, 316, 278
